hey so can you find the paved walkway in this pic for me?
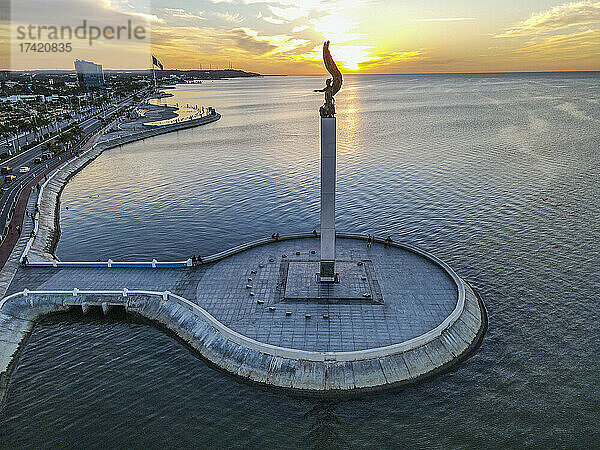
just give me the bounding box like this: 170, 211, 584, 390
5, 237, 458, 353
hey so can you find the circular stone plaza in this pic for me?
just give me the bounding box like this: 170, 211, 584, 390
186, 233, 487, 393
3, 233, 487, 395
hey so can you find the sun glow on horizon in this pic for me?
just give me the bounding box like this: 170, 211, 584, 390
7, 0, 600, 73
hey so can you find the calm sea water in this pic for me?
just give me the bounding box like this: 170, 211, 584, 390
1, 74, 599, 448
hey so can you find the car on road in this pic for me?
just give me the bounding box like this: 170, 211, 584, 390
42, 153, 53, 160
34, 157, 43, 164
19, 166, 30, 173
4, 175, 16, 183
1, 167, 12, 174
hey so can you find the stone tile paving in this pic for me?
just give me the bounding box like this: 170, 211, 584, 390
6, 267, 186, 295
195, 237, 457, 352
284, 261, 371, 300
5, 237, 457, 353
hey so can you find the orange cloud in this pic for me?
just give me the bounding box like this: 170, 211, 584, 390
513, 28, 600, 57
497, 1, 600, 37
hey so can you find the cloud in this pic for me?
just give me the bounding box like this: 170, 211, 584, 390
150, 22, 320, 73
215, 11, 244, 23
512, 28, 600, 56
310, 14, 363, 43
294, 43, 424, 72
239, 29, 310, 54
163, 8, 205, 22
257, 12, 285, 25
226, 28, 277, 54
409, 18, 475, 22
218, 27, 309, 55
10, 0, 154, 69
103, 0, 162, 23
268, 5, 307, 21
497, 1, 600, 37
357, 50, 425, 69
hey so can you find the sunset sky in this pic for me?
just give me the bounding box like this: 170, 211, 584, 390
5, 0, 600, 73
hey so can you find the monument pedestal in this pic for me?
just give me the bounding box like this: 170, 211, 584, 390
320, 116, 336, 281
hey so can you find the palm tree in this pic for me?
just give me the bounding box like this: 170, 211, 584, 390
0, 122, 11, 149
23, 120, 35, 143
12, 118, 27, 151
69, 125, 84, 148
7, 123, 17, 154
42, 141, 57, 154
56, 132, 69, 150
37, 116, 51, 138
72, 124, 83, 137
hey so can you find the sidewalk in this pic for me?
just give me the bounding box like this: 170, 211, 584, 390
0, 127, 104, 271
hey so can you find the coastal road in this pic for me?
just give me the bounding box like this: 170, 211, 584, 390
0, 94, 137, 236
2, 89, 140, 165
0, 116, 102, 232
0, 124, 110, 269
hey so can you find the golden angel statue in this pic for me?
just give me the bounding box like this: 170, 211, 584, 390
314, 41, 343, 117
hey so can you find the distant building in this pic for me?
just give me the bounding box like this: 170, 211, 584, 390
0, 94, 44, 103
74, 59, 105, 89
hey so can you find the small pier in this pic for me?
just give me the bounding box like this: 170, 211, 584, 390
0, 233, 486, 395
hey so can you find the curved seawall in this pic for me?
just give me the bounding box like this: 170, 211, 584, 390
1, 233, 486, 397
0, 279, 485, 396
23, 113, 221, 263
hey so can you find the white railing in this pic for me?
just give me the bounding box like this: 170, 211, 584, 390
25, 259, 193, 268
0, 279, 466, 362
20, 229, 461, 289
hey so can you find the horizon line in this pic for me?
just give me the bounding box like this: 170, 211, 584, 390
2, 69, 599, 76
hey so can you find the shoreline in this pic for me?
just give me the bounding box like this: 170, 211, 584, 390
0, 110, 222, 405
25, 111, 221, 263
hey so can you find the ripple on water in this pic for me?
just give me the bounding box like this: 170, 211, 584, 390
2, 73, 599, 447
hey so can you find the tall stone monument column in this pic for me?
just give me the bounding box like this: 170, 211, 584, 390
314, 40, 342, 282
320, 116, 336, 280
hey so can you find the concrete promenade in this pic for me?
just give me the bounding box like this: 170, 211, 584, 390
1, 234, 486, 396
0, 125, 109, 270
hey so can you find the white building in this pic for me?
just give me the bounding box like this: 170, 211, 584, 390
74, 59, 105, 89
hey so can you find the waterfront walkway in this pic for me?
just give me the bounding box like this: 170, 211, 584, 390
0, 126, 107, 270
1, 234, 486, 394
8, 237, 456, 352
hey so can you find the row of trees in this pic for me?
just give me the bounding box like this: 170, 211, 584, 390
0, 116, 84, 158
0, 94, 111, 154
0, 76, 149, 157
53, 124, 84, 152
0, 114, 54, 141
38, 124, 84, 156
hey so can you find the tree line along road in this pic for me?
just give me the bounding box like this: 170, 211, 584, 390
0, 94, 138, 263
